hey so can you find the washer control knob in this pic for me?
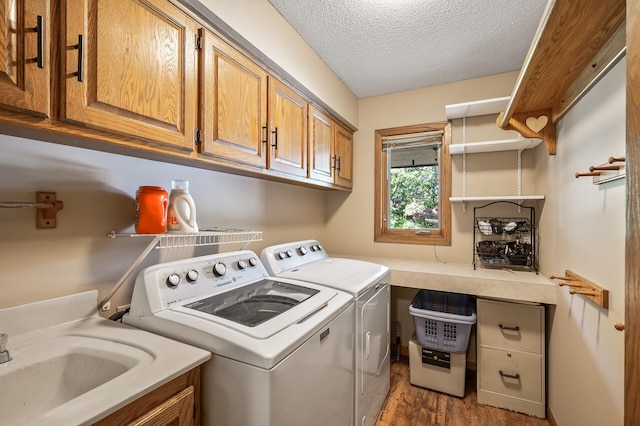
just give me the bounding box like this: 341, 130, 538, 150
317, 244, 324, 251
298, 246, 308, 256
286, 249, 294, 258
278, 251, 287, 260
249, 257, 258, 267
237, 259, 247, 270
311, 245, 318, 251
186, 269, 199, 282
166, 273, 181, 287
213, 262, 227, 277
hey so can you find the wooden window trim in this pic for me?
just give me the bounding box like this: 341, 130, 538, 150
374, 122, 451, 246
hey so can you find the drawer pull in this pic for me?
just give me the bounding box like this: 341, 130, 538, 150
499, 370, 520, 380
499, 324, 520, 331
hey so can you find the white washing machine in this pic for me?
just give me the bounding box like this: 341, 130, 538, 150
261, 240, 390, 426
123, 250, 354, 426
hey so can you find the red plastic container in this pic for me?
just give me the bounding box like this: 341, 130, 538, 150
135, 186, 168, 234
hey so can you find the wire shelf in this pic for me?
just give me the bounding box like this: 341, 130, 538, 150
101, 228, 263, 311
107, 229, 263, 249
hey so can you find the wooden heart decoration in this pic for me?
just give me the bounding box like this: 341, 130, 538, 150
525, 115, 549, 133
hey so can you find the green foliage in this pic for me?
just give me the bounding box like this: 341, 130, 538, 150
389, 166, 439, 229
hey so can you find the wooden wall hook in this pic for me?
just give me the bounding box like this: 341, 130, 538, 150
608, 156, 625, 164
569, 288, 597, 296
590, 165, 622, 172
556, 270, 609, 309
575, 171, 601, 178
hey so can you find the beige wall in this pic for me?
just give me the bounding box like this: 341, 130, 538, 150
536, 59, 625, 425
324, 71, 530, 262
0, 135, 328, 312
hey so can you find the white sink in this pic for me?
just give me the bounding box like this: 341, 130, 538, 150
0, 290, 210, 426
0, 335, 154, 425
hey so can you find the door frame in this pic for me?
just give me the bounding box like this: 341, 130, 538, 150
625, 3, 640, 425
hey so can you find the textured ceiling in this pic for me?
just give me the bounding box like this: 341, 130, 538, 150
267, 0, 548, 99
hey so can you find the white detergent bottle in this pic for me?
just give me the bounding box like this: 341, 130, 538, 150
167, 180, 198, 233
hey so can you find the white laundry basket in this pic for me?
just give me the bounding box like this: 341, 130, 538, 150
409, 290, 476, 354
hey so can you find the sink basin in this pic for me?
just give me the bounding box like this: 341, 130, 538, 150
0, 290, 209, 425
0, 335, 154, 425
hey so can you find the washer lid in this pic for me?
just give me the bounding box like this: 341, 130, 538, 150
183, 279, 318, 327
276, 258, 389, 296
171, 278, 339, 340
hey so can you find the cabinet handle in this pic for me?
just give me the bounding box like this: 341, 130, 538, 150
271, 127, 278, 149
75, 35, 84, 82
336, 156, 341, 172
262, 124, 268, 145
36, 16, 44, 69
499, 324, 520, 331
499, 370, 520, 380
331, 155, 337, 170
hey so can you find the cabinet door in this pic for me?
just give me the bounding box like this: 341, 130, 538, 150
64, 0, 197, 152
199, 29, 268, 168
128, 386, 194, 426
268, 77, 307, 177
308, 105, 334, 183
0, 0, 50, 116
334, 123, 353, 188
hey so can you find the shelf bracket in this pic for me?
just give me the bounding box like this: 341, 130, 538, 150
498, 109, 556, 155
100, 229, 263, 311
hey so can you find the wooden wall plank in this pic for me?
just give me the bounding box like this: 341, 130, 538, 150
625, 1, 640, 425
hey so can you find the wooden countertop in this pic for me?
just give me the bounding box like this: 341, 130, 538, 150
333, 255, 557, 305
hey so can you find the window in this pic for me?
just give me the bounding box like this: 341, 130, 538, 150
374, 122, 451, 245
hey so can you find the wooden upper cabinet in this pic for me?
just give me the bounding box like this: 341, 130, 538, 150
308, 105, 334, 184
268, 77, 307, 177
63, 0, 198, 152
0, 0, 50, 116
198, 29, 268, 168
334, 123, 353, 189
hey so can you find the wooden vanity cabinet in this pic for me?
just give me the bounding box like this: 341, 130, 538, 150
477, 298, 546, 418
0, 0, 50, 116
93, 366, 201, 426
63, 0, 198, 153
198, 29, 268, 169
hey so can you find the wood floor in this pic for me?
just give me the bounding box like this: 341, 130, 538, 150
375, 358, 550, 426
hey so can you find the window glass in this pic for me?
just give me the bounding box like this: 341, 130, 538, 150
374, 123, 451, 245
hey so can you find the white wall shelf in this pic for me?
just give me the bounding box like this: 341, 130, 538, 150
450, 195, 545, 203
448, 96, 545, 212
449, 138, 542, 155
445, 96, 510, 119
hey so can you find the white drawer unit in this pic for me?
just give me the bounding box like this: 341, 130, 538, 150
477, 298, 545, 418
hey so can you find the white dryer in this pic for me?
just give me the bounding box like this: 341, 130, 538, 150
261, 240, 390, 426
124, 250, 354, 426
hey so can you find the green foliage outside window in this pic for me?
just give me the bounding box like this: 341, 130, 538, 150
389, 166, 439, 229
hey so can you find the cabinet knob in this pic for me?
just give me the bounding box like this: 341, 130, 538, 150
614, 322, 625, 331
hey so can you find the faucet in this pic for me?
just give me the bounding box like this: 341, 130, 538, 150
0, 334, 11, 364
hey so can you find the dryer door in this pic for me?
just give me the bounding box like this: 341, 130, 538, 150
359, 283, 391, 425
